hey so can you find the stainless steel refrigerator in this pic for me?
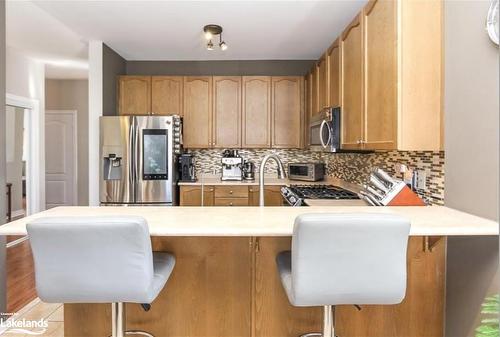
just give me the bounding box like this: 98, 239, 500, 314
100, 115, 182, 205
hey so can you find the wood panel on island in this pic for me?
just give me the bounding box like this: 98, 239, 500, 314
64, 236, 444, 337
179, 185, 284, 206
305, 0, 443, 151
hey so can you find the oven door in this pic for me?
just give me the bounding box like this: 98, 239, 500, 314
309, 118, 333, 152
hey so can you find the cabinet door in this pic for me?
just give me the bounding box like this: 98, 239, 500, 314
305, 73, 313, 147
341, 15, 364, 149
151, 76, 183, 116
183, 77, 213, 148
213, 76, 242, 148
318, 54, 328, 110
248, 186, 284, 206
328, 38, 341, 108
311, 66, 319, 116
179, 186, 214, 206
242, 76, 271, 148
179, 186, 202, 206
363, 0, 397, 150
271, 77, 303, 148
118, 76, 151, 115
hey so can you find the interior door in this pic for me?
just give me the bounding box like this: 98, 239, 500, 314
45, 111, 76, 208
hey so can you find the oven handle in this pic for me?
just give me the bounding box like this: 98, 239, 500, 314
320, 120, 332, 149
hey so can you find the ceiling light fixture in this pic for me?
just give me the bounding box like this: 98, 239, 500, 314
207, 40, 214, 51
203, 24, 228, 51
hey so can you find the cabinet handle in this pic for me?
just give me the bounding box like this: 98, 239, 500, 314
230, 190, 233, 194
229, 202, 233, 206
249, 188, 253, 192
356, 140, 361, 144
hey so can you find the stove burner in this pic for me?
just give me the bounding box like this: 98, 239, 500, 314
289, 185, 360, 200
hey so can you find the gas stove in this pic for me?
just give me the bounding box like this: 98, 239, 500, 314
281, 184, 360, 206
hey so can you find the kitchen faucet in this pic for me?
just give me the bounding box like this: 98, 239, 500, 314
259, 154, 286, 206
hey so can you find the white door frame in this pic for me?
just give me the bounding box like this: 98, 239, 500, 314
45, 110, 78, 206
5, 93, 43, 215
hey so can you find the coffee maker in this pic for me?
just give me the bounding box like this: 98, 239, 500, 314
221, 150, 243, 181
178, 154, 196, 182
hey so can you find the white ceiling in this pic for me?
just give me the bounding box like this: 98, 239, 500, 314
6, 0, 89, 79
7, 0, 367, 78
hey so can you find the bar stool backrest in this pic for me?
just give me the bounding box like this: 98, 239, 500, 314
27, 216, 154, 303
291, 213, 410, 306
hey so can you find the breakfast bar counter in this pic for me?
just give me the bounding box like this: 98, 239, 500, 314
0, 205, 497, 237
1, 206, 497, 337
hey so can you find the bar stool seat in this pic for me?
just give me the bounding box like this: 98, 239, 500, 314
27, 216, 175, 337
276, 213, 410, 337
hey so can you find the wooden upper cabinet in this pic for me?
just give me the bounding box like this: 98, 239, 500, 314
363, 0, 397, 150
242, 76, 271, 148
311, 65, 319, 116
341, 15, 364, 149
213, 76, 242, 148
328, 39, 341, 108
317, 55, 328, 110
271, 76, 303, 148
118, 76, 151, 115
183, 77, 213, 148
151, 76, 183, 116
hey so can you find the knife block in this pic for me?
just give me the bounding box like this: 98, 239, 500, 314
381, 182, 426, 206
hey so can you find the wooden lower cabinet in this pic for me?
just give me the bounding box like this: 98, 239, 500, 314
178, 185, 214, 206
248, 186, 284, 206
180, 185, 284, 207
64, 236, 445, 337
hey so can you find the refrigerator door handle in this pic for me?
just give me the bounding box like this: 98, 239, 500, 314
129, 117, 137, 202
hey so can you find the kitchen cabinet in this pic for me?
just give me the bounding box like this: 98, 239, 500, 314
311, 65, 319, 117
305, 73, 313, 147
363, 0, 397, 150
179, 185, 214, 206
213, 76, 242, 148
249, 186, 284, 206
183, 76, 213, 148
341, 14, 364, 150
340, 0, 442, 150
242, 76, 271, 148
151, 76, 183, 116
180, 185, 284, 206
317, 54, 328, 111
327, 38, 341, 108
118, 76, 151, 115
271, 77, 304, 148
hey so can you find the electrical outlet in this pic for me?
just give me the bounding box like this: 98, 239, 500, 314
415, 170, 427, 190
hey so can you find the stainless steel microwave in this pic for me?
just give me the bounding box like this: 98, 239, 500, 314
309, 107, 341, 152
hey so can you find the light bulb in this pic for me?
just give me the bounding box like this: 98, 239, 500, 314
204, 31, 213, 40
219, 41, 228, 51
207, 40, 214, 51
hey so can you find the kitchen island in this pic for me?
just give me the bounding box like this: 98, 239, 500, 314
0, 206, 497, 337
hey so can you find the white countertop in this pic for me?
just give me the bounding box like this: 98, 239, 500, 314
0, 205, 497, 237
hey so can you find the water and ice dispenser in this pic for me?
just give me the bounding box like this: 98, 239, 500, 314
103, 153, 122, 180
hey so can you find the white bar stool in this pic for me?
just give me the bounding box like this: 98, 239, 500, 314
276, 213, 410, 337
27, 216, 175, 337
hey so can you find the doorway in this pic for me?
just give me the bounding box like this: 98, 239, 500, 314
45, 110, 77, 209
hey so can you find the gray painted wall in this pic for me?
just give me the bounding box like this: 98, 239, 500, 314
103, 44, 126, 116
444, 1, 499, 336
126, 60, 315, 76
0, 0, 7, 316
45, 79, 89, 206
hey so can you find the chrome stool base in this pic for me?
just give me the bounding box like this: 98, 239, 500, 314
300, 306, 335, 337
112, 303, 154, 337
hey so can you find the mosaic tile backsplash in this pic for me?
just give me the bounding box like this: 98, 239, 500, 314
186, 149, 445, 205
